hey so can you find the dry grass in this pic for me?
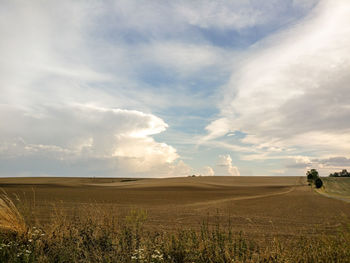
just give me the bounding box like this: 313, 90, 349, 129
0, 191, 26, 235
0, 177, 349, 262
316, 177, 350, 202
0, 202, 349, 262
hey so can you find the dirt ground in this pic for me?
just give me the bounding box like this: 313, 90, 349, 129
1, 176, 350, 239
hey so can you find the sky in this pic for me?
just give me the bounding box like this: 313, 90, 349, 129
1, 0, 350, 177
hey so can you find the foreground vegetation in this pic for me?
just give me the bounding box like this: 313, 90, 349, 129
0, 193, 350, 262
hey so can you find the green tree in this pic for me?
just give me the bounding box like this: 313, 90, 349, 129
341, 169, 349, 177
306, 169, 319, 182
329, 170, 349, 177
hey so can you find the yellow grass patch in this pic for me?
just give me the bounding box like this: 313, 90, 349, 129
0, 191, 27, 234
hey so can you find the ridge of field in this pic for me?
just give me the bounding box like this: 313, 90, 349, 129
0, 176, 300, 187
316, 177, 350, 203
0, 176, 350, 239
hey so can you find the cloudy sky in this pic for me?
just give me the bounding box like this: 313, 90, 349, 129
1, 0, 349, 177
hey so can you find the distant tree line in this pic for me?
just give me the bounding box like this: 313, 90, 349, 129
306, 169, 323, 188
329, 169, 350, 177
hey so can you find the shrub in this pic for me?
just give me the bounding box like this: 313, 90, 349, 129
315, 178, 323, 189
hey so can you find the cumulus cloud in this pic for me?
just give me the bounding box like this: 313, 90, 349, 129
0, 0, 195, 177
205, 0, 350, 166
216, 155, 240, 176
202, 166, 215, 176
0, 104, 190, 177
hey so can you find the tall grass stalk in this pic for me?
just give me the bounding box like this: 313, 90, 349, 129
0, 191, 26, 235
0, 199, 350, 262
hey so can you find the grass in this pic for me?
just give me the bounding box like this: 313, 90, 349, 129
0, 191, 26, 235
0, 193, 350, 262
316, 177, 350, 202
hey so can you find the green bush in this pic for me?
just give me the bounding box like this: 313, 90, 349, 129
315, 178, 323, 189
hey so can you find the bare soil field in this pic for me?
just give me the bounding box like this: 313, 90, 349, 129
1, 176, 349, 239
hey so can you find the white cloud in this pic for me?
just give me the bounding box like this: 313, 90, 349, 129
314, 157, 350, 168
0, 1, 198, 177
175, 0, 267, 30
0, 0, 327, 177
175, 0, 318, 30
0, 104, 189, 177
206, 0, 350, 164
109, 0, 316, 34
202, 166, 215, 176
203, 118, 231, 141
139, 42, 225, 75
285, 156, 312, 169
216, 155, 240, 176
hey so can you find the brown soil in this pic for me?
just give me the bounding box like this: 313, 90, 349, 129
1, 176, 349, 238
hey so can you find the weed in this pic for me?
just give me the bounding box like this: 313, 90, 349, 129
0, 191, 27, 235
0, 195, 350, 262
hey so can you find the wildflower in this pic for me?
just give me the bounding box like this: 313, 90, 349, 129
131, 248, 146, 262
